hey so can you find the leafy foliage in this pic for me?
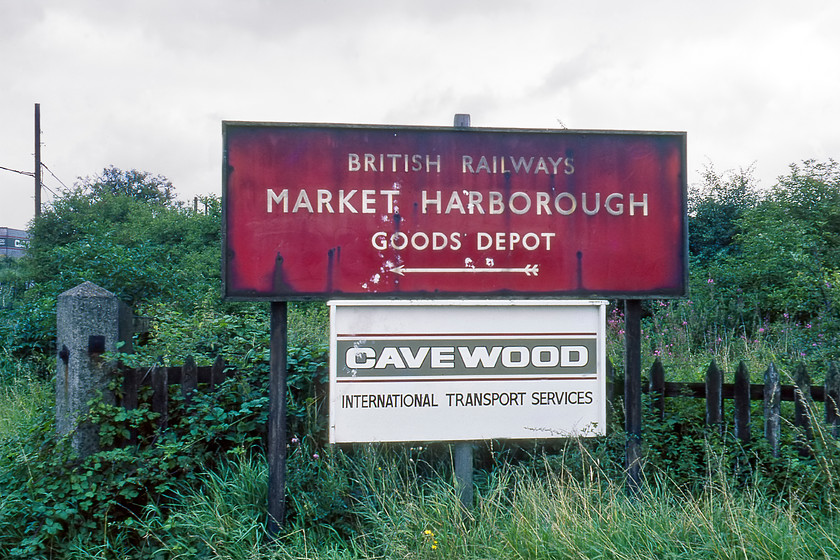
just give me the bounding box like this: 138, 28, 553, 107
0, 341, 329, 558
731, 159, 840, 322
688, 164, 759, 265
0, 168, 221, 363
72, 166, 175, 206
685, 160, 840, 365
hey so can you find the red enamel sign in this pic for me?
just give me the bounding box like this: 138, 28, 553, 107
223, 123, 686, 300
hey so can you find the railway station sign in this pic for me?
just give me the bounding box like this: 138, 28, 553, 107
329, 300, 607, 443
223, 122, 687, 300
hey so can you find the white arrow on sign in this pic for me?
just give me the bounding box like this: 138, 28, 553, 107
389, 264, 539, 277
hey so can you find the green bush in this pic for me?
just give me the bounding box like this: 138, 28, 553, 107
0, 341, 329, 559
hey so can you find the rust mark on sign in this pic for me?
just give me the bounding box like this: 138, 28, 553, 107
272, 254, 293, 293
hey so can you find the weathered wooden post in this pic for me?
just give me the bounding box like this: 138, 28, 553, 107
452, 112, 475, 510
793, 363, 813, 456
705, 360, 723, 431
182, 356, 198, 405
624, 299, 643, 495
764, 363, 781, 458
151, 364, 169, 431
825, 362, 840, 438
606, 359, 616, 431
649, 358, 665, 420
733, 361, 751, 444
56, 281, 128, 456
267, 301, 288, 536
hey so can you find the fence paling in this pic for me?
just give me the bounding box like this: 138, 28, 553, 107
764, 363, 781, 458
794, 363, 813, 456
119, 356, 231, 429
650, 359, 665, 421
644, 358, 840, 459
827, 362, 840, 438
706, 360, 723, 430
733, 361, 751, 444
182, 355, 197, 404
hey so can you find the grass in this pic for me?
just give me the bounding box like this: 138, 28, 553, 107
129, 447, 840, 559
0, 370, 52, 440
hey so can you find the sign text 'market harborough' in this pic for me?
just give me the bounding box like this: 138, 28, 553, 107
266, 152, 649, 255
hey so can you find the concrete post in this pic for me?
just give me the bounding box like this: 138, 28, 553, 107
55, 281, 126, 456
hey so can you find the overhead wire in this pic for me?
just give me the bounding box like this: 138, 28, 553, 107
1, 162, 67, 198
0, 165, 35, 178
41, 162, 70, 192
40, 181, 59, 198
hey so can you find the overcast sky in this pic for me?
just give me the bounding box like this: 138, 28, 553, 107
1, 0, 838, 230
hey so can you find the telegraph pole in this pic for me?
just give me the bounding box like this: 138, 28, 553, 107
34, 103, 41, 218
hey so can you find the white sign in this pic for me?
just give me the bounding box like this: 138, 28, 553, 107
329, 300, 607, 443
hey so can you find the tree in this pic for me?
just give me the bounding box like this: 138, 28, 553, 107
1, 168, 222, 362
730, 159, 840, 322
78, 166, 175, 205
688, 164, 760, 265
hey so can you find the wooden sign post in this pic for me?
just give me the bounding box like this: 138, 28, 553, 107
267, 301, 287, 535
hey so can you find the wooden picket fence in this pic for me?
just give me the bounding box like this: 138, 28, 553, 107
118, 356, 233, 431
119, 354, 840, 460
608, 358, 840, 457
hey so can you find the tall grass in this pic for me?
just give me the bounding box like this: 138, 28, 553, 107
608, 299, 839, 383
132, 445, 840, 560
0, 365, 52, 440
138, 454, 274, 559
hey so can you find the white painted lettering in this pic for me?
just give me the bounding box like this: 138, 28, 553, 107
399, 347, 430, 368
445, 191, 466, 214
467, 191, 485, 214
339, 190, 358, 213
292, 190, 313, 213
426, 154, 441, 172
458, 346, 502, 368
267, 189, 289, 212
489, 191, 504, 214
501, 347, 530, 367
422, 190, 441, 214
531, 346, 560, 367
431, 347, 455, 368
561, 346, 589, 367
382, 190, 399, 213
375, 347, 406, 369
536, 192, 552, 215
509, 192, 531, 215
346, 347, 375, 369
554, 192, 576, 215
606, 193, 624, 216
581, 192, 600, 215
317, 189, 334, 213
362, 190, 376, 214
630, 193, 648, 216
